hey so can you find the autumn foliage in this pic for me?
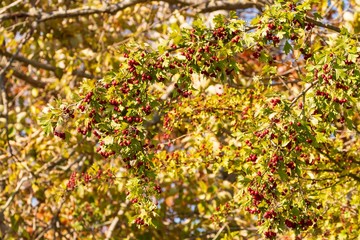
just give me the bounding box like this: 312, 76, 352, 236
1, 0, 360, 239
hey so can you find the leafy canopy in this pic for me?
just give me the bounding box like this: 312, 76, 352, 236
1, 0, 360, 239
42, 1, 360, 238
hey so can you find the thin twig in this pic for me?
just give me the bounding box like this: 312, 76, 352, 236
0, 0, 188, 22
305, 16, 341, 33
0, 28, 34, 157
289, 80, 318, 108
315, 147, 360, 182
0, 63, 47, 88
0, 0, 22, 15
105, 208, 123, 240
34, 197, 66, 240
212, 222, 229, 240
0, 50, 100, 82
0, 137, 84, 218
0, 175, 30, 213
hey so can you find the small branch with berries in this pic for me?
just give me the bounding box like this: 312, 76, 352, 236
289, 80, 319, 109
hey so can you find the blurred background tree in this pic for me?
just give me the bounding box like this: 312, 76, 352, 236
0, 0, 359, 239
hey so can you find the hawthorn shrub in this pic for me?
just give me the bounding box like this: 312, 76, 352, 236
40, 0, 360, 239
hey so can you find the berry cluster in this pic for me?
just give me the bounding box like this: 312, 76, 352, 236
180, 47, 196, 61
264, 230, 276, 238
134, 217, 145, 226
265, 22, 280, 45
286, 161, 296, 170
270, 98, 281, 107
255, 129, 269, 138
285, 219, 296, 228
67, 172, 77, 191
305, 22, 315, 31
174, 83, 192, 98
82, 172, 92, 184
268, 154, 283, 172
248, 187, 264, 205
66, 168, 112, 191
333, 97, 347, 104
344, 59, 354, 65
263, 209, 277, 219
246, 153, 257, 163
142, 105, 152, 115
315, 90, 330, 100
153, 185, 162, 194
252, 45, 263, 59
212, 27, 227, 40
63, 107, 75, 119
127, 58, 140, 73
284, 215, 316, 231
83, 91, 93, 103
300, 48, 312, 60
231, 35, 241, 43
53, 107, 76, 139
245, 207, 261, 214
54, 130, 65, 139
335, 82, 349, 91
78, 104, 85, 111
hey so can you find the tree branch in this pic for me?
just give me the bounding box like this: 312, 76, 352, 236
0, 0, 149, 22
315, 148, 360, 182
0, 0, 22, 15
289, 80, 318, 108
0, 50, 100, 81
199, 1, 263, 13
105, 208, 124, 240
0, 49, 56, 71
0, 0, 264, 22
34, 197, 66, 240
0, 0, 343, 38
0, 64, 47, 88
71, 69, 101, 80
0, 136, 83, 215
305, 16, 341, 33
212, 222, 228, 240
0, 175, 30, 213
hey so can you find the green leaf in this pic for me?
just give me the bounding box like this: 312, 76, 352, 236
229, 11, 238, 19
345, 116, 353, 130
284, 41, 292, 54
315, 132, 328, 143
197, 203, 205, 214
291, 207, 300, 217
278, 165, 288, 182
313, 12, 322, 20
55, 67, 63, 78
192, 18, 206, 30
335, 68, 346, 80
213, 14, 226, 27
